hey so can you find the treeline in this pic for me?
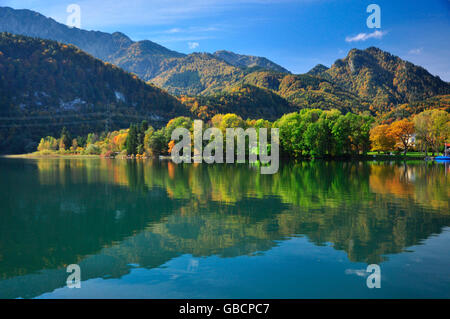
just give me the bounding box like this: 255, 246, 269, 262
35, 108, 449, 158
370, 109, 449, 155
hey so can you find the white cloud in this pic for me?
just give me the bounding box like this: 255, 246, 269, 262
188, 41, 199, 49
345, 30, 386, 42
408, 48, 423, 55
166, 28, 182, 34
160, 26, 220, 35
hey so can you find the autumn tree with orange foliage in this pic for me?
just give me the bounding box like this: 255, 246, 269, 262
168, 140, 176, 154
387, 119, 415, 155
370, 124, 396, 153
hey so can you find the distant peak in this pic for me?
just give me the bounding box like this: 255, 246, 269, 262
213, 50, 289, 73
214, 50, 232, 54
306, 64, 329, 75
112, 32, 130, 39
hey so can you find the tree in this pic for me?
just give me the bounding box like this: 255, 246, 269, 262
332, 115, 353, 155
71, 138, 79, 151
387, 119, 415, 155
86, 133, 98, 145
217, 113, 245, 133
148, 129, 167, 156
59, 127, 71, 150
83, 143, 101, 155
37, 136, 58, 151
143, 126, 155, 154
304, 119, 330, 157
350, 114, 373, 154
137, 120, 149, 154
273, 112, 305, 158
112, 132, 128, 151
126, 124, 138, 155
413, 111, 433, 154
370, 124, 395, 153
165, 116, 193, 142
168, 140, 176, 154
430, 110, 450, 155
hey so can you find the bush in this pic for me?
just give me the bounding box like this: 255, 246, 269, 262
101, 150, 115, 158
83, 144, 101, 155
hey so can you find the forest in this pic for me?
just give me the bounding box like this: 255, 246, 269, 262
34, 108, 449, 159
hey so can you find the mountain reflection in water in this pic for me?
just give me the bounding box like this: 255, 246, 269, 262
0, 158, 448, 298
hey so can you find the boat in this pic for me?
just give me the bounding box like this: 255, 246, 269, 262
434, 156, 450, 161
434, 143, 450, 161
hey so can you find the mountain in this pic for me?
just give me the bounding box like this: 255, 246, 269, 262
152, 57, 365, 114
150, 54, 365, 114
213, 50, 290, 73
179, 83, 295, 121
0, 33, 187, 153
307, 64, 329, 76
242, 71, 365, 113
0, 6, 288, 83
155, 48, 450, 115
107, 40, 185, 80
322, 47, 450, 113
151, 53, 246, 95
0, 6, 184, 80
1, 6, 448, 125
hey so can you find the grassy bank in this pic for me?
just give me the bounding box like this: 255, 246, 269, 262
2, 151, 441, 161
1, 153, 101, 159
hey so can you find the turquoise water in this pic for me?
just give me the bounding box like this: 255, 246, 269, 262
0, 158, 449, 298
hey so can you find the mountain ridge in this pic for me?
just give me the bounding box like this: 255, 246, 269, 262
322, 47, 450, 113
213, 50, 290, 73
0, 32, 188, 153
0, 6, 287, 80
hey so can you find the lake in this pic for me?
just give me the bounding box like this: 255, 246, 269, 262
0, 158, 449, 299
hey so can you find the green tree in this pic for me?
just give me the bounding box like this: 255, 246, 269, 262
165, 116, 193, 142
126, 124, 138, 155
304, 118, 331, 157
86, 133, 98, 145
413, 110, 433, 154
273, 112, 305, 158
59, 127, 71, 150
430, 110, 450, 154
148, 129, 167, 156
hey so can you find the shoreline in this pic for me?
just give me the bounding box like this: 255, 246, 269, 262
0, 153, 436, 162
1, 154, 101, 159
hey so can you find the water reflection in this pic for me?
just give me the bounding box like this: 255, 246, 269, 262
0, 158, 448, 298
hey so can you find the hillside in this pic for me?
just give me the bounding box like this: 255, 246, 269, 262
154, 48, 450, 115
306, 64, 329, 76
377, 94, 450, 123
0, 6, 185, 80
0, 33, 188, 153
213, 50, 289, 73
151, 56, 366, 114
322, 47, 450, 113
150, 53, 246, 95
178, 83, 295, 120
242, 71, 366, 113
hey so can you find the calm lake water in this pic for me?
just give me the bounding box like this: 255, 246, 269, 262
0, 158, 449, 299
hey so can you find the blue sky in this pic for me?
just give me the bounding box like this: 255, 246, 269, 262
3, 0, 450, 80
